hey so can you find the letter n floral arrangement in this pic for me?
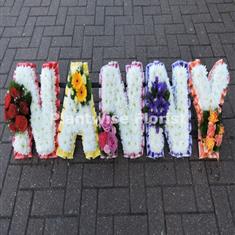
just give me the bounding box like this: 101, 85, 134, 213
144, 60, 192, 158
5, 62, 60, 159
56, 62, 100, 159
99, 61, 144, 159
189, 59, 230, 159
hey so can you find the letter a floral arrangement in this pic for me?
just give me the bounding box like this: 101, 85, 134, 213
4, 59, 230, 161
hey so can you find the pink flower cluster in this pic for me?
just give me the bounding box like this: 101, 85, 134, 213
98, 113, 118, 157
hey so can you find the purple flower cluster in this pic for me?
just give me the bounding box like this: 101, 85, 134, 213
144, 77, 170, 126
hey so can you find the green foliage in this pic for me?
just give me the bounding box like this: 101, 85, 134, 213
164, 90, 170, 101
142, 106, 149, 113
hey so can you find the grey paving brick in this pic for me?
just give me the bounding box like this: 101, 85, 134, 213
50, 161, 67, 187
228, 185, 235, 212
95, 6, 105, 25
29, 26, 44, 47
177, 34, 199, 45
209, 34, 225, 56
0, 165, 21, 217
211, 186, 235, 234
9, 37, 30, 48
56, 7, 67, 25
64, 16, 76, 35
20, 165, 51, 189
76, 15, 94, 25
64, 188, 81, 215
166, 215, 184, 235
175, 159, 192, 185
37, 37, 51, 59
3, 26, 24, 37
207, 161, 235, 185
114, 215, 148, 235
44, 217, 78, 235
30, 7, 48, 16
114, 158, 129, 187
105, 16, 114, 35
44, 26, 64, 36
129, 163, 146, 213
67, 164, 82, 188
97, 216, 113, 235
98, 188, 129, 214
195, 23, 210, 45
36, 16, 56, 26
145, 162, 176, 186
0, 143, 11, 190
79, 189, 97, 235
23, 17, 37, 37
82, 36, 93, 58
163, 186, 197, 213
9, 191, 32, 235
191, 45, 213, 57
52, 36, 72, 47
60, 47, 81, 59
0, 219, 10, 235
83, 163, 113, 187
31, 190, 64, 216
26, 218, 44, 235
182, 214, 218, 235
147, 187, 165, 235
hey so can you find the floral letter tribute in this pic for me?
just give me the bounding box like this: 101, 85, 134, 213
144, 60, 192, 158
4, 59, 231, 161
5, 62, 60, 159
189, 59, 230, 159
99, 61, 144, 158
56, 62, 100, 159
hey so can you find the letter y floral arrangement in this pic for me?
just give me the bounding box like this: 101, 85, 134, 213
189, 59, 230, 159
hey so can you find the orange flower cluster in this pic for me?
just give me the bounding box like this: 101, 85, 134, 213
203, 110, 224, 154
71, 71, 87, 102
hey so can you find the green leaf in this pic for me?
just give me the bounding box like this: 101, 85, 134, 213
142, 106, 149, 113
86, 77, 92, 103
164, 90, 170, 101
200, 122, 208, 138
213, 146, 220, 152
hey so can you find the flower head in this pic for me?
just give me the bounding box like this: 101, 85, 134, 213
215, 134, 223, 147
15, 115, 28, 132
205, 137, 215, 152
207, 122, 216, 137
10, 87, 21, 99
71, 72, 83, 90
100, 113, 112, 132
99, 131, 108, 150
219, 125, 224, 135
76, 84, 87, 103
5, 93, 11, 109
107, 131, 118, 154
19, 101, 29, 115
6, 103, 18, 120
208, 110, 218, 123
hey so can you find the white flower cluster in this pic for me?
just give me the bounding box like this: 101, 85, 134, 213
57, 94, 98, 154
146, 61, 191, 158
13, 64, 58, 157
191, 62, 229, 110
100, 61, 144, 157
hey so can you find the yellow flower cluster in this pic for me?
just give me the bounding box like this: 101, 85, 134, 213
71, 71, 87, 103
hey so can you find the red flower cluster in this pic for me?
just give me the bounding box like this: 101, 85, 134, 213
4, 82, 31, 133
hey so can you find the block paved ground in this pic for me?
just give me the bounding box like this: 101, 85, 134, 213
0, 0, 235, 234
